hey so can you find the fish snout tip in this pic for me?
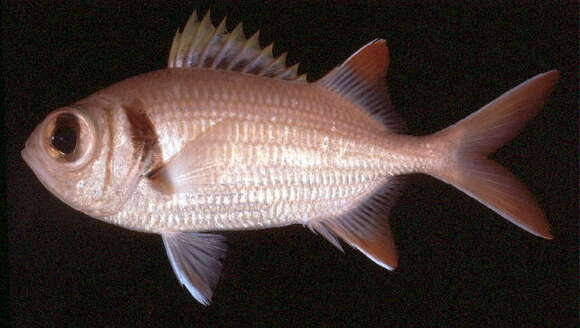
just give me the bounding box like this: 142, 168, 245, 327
21, 146, 31, 166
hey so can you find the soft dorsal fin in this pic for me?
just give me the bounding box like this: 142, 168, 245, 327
168, 11, 307, 81
317, 39, 405, 133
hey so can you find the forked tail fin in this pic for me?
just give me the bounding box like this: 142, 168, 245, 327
430, 70, 560, 239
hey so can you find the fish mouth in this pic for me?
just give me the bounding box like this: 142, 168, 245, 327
21, 145, 72, 207
22, 142, 111, 218
22, 146, 52, 191
21, 131, 45, 177
21, 146, 43, 180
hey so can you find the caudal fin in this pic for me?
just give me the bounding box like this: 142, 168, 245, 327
431, 70, 560, 239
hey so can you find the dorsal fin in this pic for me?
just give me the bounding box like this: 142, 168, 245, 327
317, 39, 405, 133
168, 11, 307, 82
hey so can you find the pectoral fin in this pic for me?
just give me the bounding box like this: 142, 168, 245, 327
148, 121, 235, 194
161, 232, 227, 305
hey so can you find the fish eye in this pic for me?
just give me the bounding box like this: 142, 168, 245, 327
51, 114, 79, 156
41, 107, 97, 169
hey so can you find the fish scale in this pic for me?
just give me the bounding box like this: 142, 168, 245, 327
93, 69, 394, 232
106, 78, 386, 232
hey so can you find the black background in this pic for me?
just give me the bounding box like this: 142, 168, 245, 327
5, 1, 576, 327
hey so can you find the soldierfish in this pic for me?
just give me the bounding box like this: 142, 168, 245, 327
22, 11, 559, 304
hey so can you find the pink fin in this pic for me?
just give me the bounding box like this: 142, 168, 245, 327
309, 177, 405, 270
317, 39, 405, 133
432, 70, 560, 239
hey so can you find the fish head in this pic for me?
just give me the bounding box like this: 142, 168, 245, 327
22, 102, 142, 218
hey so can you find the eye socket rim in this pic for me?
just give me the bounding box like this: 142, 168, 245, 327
41, 107, 97, 170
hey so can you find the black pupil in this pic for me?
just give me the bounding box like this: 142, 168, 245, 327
51, 114, 78, 155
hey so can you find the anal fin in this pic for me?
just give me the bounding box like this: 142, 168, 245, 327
161, 232, 227, 305
309, 176, 405, 270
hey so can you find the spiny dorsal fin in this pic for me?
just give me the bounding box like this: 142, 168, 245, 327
317, 39, 405, 133
168, 11, 307, 82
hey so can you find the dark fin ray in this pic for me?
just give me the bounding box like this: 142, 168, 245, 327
309, 176, 406, 270
431, 70, 560, 239
316, 39, 405, 133
162, 232, 227, 305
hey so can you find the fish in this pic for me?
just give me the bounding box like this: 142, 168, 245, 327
21, 10, 560, 305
